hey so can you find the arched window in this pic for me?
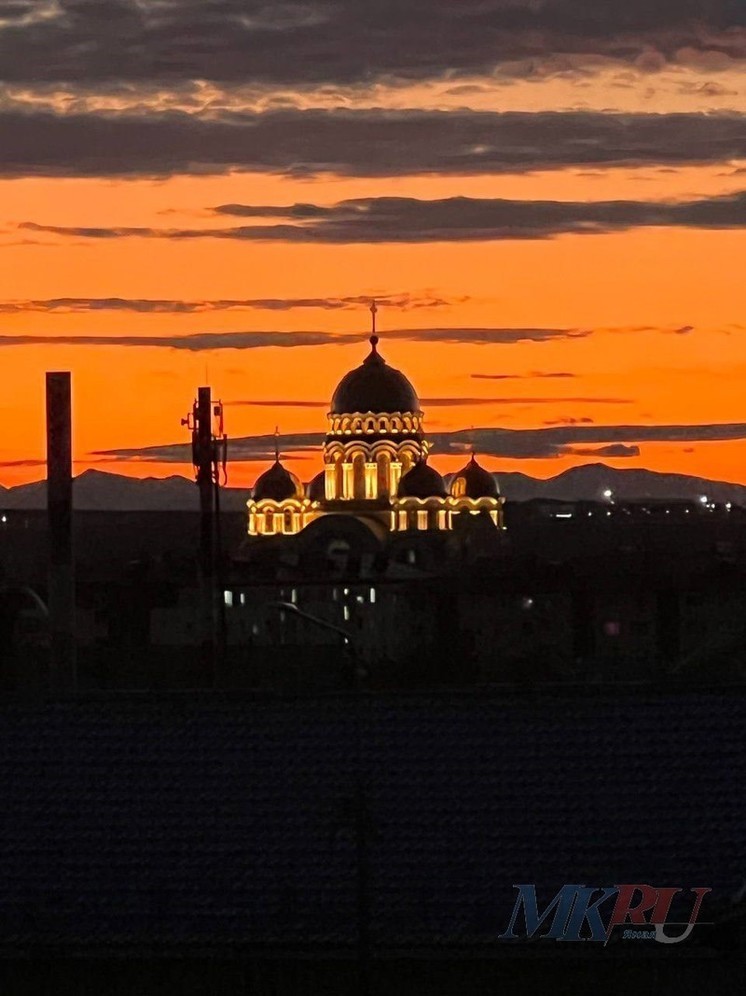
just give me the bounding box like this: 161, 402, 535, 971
352, 452, 366, 500
377, 451, 391, 498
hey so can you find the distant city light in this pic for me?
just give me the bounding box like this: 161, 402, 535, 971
699, 495, 708, 504
0, 514, 6, 523
603, 488, 613, 500
521, 597, 534, 610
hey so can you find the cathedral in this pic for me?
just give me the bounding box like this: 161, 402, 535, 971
246, 304, 505, 540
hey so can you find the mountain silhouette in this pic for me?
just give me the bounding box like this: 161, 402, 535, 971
1, 464, 745, 510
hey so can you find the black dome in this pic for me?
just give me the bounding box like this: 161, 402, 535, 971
253, 460, 303, 501
398, 461, 447, 499
450, 454, 499, 499
307, 470, 326, 500
330, 337, 420, 415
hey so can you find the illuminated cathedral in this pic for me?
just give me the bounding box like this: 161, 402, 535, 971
247, 304, 505, 539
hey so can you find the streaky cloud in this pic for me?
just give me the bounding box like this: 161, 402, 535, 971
0, 2, 742, 87
0, 292, 453, 314
90, 422, 746, 464
1, 109, 744, 179
0, 327, 587, 350
20, 190, 746, 244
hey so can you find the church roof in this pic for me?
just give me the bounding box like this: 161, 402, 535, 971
398, 460, 447, 499
450, 454, 499, 499
330, 336, 420, 416
307, 470, 326, 500
252, 459, 303, 501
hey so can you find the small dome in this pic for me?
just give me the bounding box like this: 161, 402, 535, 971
330, 336, 420, 415
253, 459, 303, 501
307, 470, 326, 500
398, 460, 447, 499
450, 454, 499, 499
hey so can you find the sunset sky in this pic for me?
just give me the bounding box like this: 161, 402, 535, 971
1, 0, 744, 489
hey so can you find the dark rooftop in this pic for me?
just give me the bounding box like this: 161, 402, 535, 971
0, 687, 743, 958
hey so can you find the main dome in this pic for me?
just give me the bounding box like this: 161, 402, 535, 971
330, 336, 420, 416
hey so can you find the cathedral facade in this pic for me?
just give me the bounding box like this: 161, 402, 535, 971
247, 310, 505, 539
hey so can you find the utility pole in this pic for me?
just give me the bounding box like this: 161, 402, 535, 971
46, 371, 76, 693
182, 387, 228, 684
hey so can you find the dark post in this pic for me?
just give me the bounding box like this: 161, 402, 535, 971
46, 372, 76, 693
197, 386, 216, 681
345, 642, 371, 996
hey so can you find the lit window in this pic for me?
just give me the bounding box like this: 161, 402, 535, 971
370, 587, 376, 604
291, 588, 298, 604
343, 605, 351, 621
356, 595, 364, 604
223, 591, 234, 607
342, 463, 354, 499
364, 463, 378, 499
407, 549, 416, 565
417, 510, 428, 530
240, 593, 246, 606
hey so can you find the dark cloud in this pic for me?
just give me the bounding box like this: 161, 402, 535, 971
0, 327, 585, 351
472, 371, 575, 379
544, 416, 595, 425
0, 292, 453, 314
0, 331, 349, 351
425, 396, 631, 406
386, 328, 587, 344
563, 443, 641, 457
0, 458, 47, 468
226, 400, 327, 408
0, 1, 741, 87
22, 189, 746, 244
226, 395, 631, 408
91, 421, 746, 464
425, 422, 746, 459
92, 431, 326, 465
1, 108, 744, 179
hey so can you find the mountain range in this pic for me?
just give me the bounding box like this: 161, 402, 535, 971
2, 465, 746, 510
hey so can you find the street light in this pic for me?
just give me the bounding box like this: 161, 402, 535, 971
270, 601, 371, 995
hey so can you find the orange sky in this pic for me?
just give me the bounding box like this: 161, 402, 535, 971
1, 30, 744, 488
